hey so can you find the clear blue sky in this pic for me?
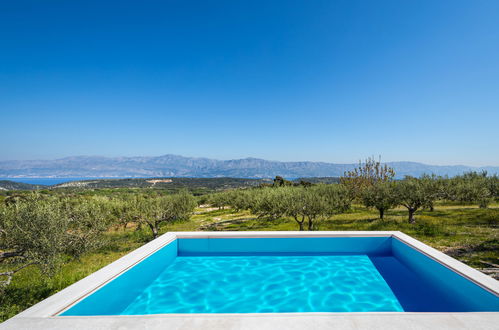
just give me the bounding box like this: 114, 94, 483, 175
1, 0, 498, 166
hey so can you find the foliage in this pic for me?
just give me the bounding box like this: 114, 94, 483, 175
273, 176, 294, 187
301, 184, 350, 230
394, 177, 437, 224
361, 182, 397, 219
214, 185, 350, 230
340, 157, 395, 201
450, 172, 494, 208
250, 188, 288, 220
225, 189, 255, 212
207, 192, 230, 210
294, 177, 340, 184
136, 190, 197, 238
0, 194, 109, 288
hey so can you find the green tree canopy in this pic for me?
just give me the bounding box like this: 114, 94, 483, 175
361, 182, 397, 220
0, 194, 109, 288
394, 177, 436, 224
340, 156, 395, 201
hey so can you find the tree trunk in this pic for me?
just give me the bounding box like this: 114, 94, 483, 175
379, 208, 384, 220
408, 208, 416, 224
294, 216, 305, 231
429, 204, 434, 212
308, 217, 314, 231
148, 223, 159, 238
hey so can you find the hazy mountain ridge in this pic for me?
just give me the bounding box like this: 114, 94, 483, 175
0, 155, 497, 179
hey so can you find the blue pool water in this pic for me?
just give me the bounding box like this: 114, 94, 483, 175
61, 237, 499, 315
122, 255, 402, 314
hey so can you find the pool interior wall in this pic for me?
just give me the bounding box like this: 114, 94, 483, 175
61, 237, 499, 316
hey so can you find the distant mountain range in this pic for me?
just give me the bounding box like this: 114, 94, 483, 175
0, 155, 497, 179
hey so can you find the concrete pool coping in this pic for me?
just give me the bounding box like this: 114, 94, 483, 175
2, 231, 498, 329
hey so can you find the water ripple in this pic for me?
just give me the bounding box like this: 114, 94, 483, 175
121, 255, 403, 314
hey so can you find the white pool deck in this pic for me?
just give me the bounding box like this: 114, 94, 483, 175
1, 231, 498, 330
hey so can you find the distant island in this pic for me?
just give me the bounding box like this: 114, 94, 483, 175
1, 154, 498, 179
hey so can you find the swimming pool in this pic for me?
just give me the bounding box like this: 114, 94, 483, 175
5, 232, 499, 329
60, 234, 498, 315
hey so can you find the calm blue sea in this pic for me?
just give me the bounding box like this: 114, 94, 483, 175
0, 178, 128, 186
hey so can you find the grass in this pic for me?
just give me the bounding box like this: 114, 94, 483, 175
0, 203, 497, 321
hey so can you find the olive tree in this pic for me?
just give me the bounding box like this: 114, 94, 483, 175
340, 156, 395, 201
419, 174, 444, 211
108, 196, 143, 231
279, 187, 307, 230
298, 184, 350, 231
243, 187, 306, 228
138, 191, 197, 239
60, 196, 112, 255
248, 184, 350, 231
250, 187, 288, 220
451, 172, 493, 208
361, 182, 397, 220
225, 189, 255, 212
488, 175, 499, 201
394, 177, 435, 224
0, 194, 109, 288
108, 198, 130, 230
207, 192, 230, 210
273, 176, 293, 187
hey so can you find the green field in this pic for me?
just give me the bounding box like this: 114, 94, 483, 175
1, 201, 497, 321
